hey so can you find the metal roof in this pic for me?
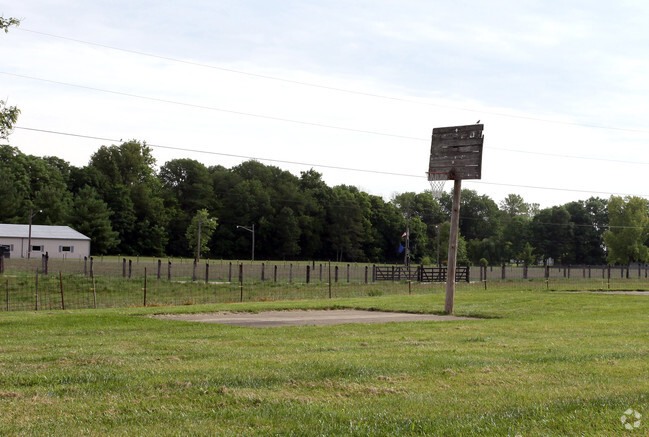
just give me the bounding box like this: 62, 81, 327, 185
0, 224, 90, 240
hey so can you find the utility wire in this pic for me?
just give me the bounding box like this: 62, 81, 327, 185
1, 71, 422, 141
6, 71, 649, 168
17, 27, 649, 136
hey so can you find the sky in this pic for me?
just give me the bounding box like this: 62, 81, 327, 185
2, 0, 649, 209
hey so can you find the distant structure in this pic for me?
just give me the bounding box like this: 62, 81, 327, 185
0, 224, 91, 259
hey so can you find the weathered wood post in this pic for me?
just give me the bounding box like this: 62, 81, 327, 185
239, 263, 244, 302
122, 258, 126, 278
59, 271, 65, 310
143, 267, 147, 306
128, 259, 132, 279
168, 261, 172, 281
444, 179, 462, 314
157, 260, 161, 280
306, 265, 310, 284
35, 270, 39, 311
328, 261, 332, 298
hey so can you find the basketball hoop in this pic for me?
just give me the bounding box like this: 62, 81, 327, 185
427, 172, 447, 200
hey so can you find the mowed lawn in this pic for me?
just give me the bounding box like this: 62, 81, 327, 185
1, 289, 648, 436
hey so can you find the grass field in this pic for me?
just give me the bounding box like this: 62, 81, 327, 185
1, 289, 648, 435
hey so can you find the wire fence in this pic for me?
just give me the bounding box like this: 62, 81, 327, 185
1, 256, 648, 312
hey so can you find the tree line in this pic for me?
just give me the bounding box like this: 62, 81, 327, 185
2, 141, 648, 266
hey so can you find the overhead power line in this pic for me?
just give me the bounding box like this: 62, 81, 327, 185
1, 71, 422, 142
15, 125, 649, 199
6, 71, 649, 169
17, 27, 649, 136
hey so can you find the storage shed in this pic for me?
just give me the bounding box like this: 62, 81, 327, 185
0, 224, 91, 259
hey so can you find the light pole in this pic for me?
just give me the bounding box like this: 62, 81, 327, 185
236, 224, 255, 261
27, 208, 42, 259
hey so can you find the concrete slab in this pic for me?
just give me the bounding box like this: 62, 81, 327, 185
154, 309, 475, 328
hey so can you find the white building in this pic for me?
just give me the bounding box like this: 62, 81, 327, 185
0, 224, 91, 259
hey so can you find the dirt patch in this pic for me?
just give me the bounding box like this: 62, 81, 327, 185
154, 310, 475, 327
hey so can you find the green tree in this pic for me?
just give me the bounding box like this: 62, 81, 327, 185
159, 158, 214, 256
501, 215, 532, 263
564, 198, 607, 264
531, 206, 573, 264
0, 17, 20, 141
0, 16, 20, 32
186, 209, 218, 260
0, 100, 19, 142
269, 206, 301, 259
437, 222, 469, 266
88, 141, 168, 255
70, 186, 119, 255
603, 196, 649, 265
327, 186, 372, 262
499, 193, 539, 218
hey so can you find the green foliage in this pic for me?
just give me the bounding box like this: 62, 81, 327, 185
0, 100, 20, 141
185, 209, 218, 260
518, 242, 536, 266
0, 16, 20, 32
604, 196, 649, 265
531, 206, 573, 264
69, 186, 119, 255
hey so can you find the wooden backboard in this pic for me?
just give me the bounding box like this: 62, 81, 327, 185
428, 124, 484, 180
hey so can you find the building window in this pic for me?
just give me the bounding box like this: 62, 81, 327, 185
31, 245, 43, 252
59, 246, 74, 253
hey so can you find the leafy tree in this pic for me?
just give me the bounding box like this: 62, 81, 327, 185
531, 206, 573, 264
0, 16, 20, 32
159, 158, 214, 256
367, 194, 404, 263
88, 141, 168, 255
518, 242, 536, 266
327, 186, 372, 262
603, 196, 649, 265
70, 186, 119, 255
440, 189, 501, 241
269, 206, 301, 259
0, 100, 19, 142
0, 17, 20, 141
437, 222, 469, 266
564, 198, 607, 264
501, 215, 532, 263
186, 209, 218, 260
297, 169, 330, 259
499, 193, 539, 218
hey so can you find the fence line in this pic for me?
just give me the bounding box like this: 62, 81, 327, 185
1, 257, 649, 312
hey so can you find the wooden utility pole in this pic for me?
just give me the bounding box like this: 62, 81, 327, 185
445, 179, 462, 314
